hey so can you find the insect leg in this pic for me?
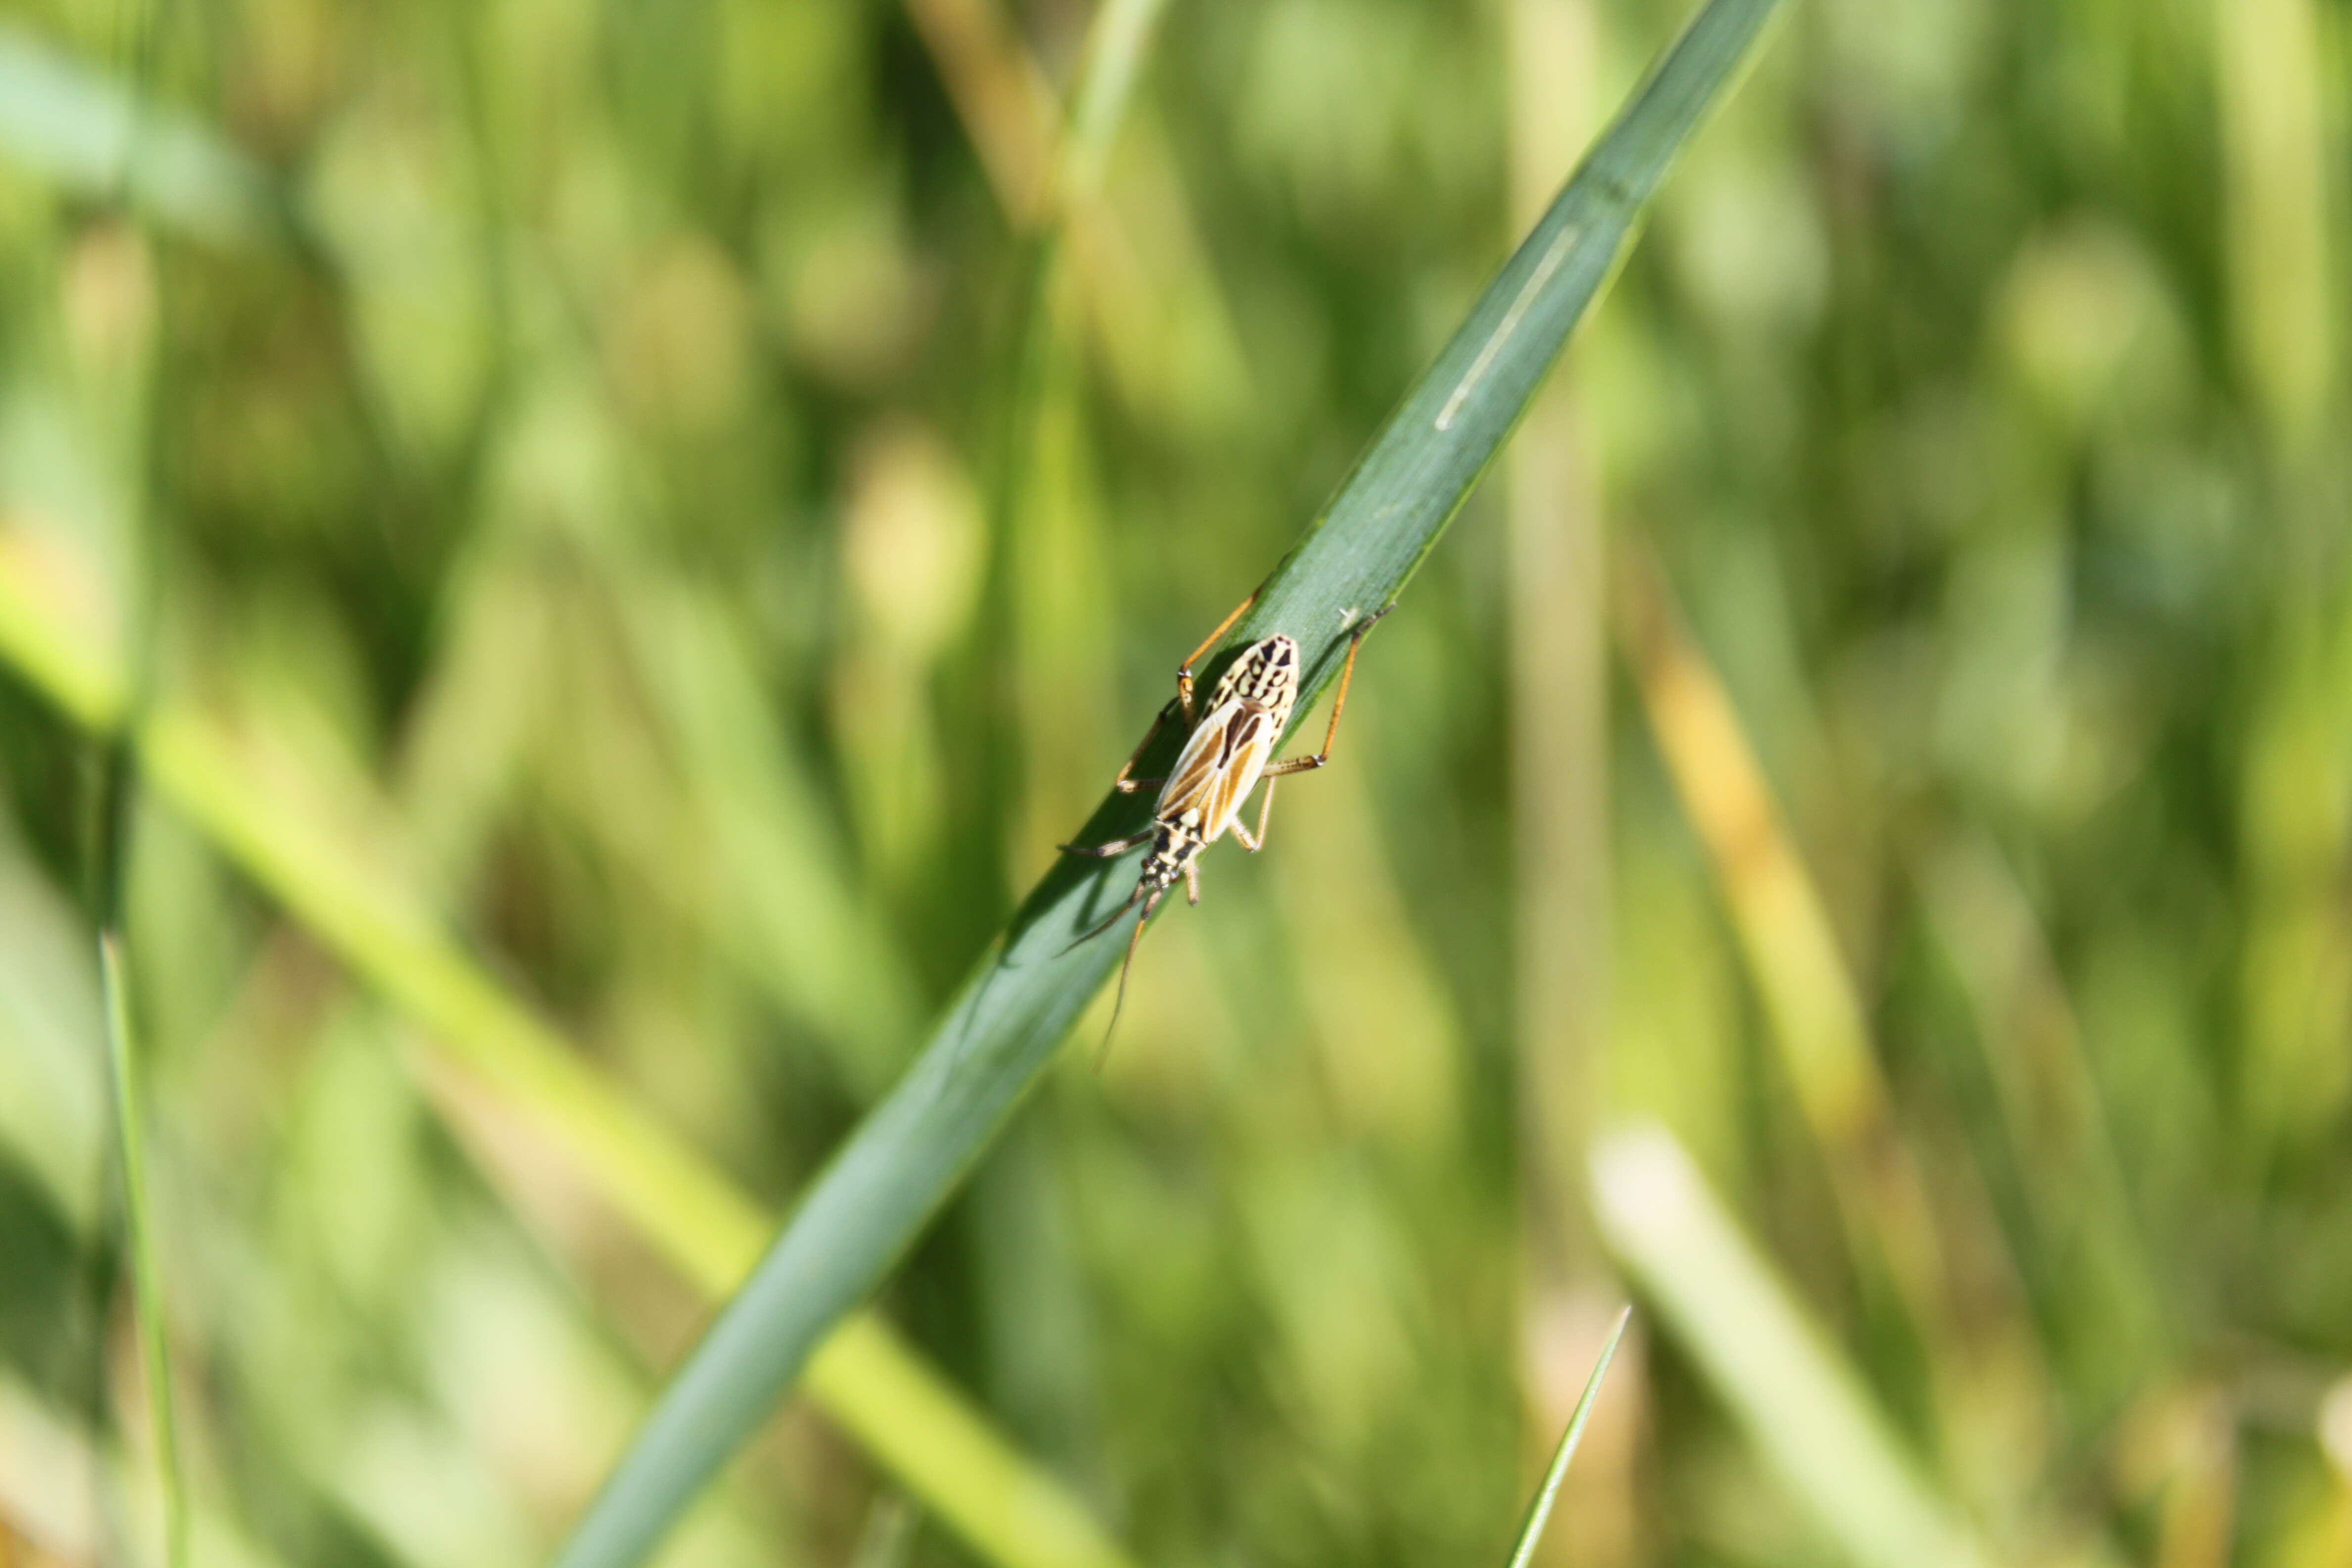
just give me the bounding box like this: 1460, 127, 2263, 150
1059, 830, 1154, 858
1265, 604, 1392, 777
1110, 699, 1181, 794
1228, 775, 1275, 852
1183, 860, 1201, 905
1176, 588, 1262, 725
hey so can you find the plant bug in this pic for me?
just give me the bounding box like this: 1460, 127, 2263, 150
1061, 591, 1392, 1043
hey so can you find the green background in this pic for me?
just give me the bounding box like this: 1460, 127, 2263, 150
0, 0, 2345, 1565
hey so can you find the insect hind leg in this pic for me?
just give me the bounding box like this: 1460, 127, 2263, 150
1109, 699, 1181, 794
1265, 603, 1392, 777
1228, 776, 1275, 852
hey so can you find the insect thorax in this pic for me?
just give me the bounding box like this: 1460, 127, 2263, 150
1141, 829, 1198, 889
1210, 634, 1301, 731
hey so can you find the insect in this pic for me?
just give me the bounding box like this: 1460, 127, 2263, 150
1061, 591, 1392, 1042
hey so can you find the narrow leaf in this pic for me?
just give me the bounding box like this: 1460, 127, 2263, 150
1505, 1307, 1631, 1568
101, 932, 189, 1568
555, 1, 1788, 1564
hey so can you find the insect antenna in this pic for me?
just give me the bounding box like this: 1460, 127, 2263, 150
1056, 880, 1165, 1058
1096, 890, 1161, 1061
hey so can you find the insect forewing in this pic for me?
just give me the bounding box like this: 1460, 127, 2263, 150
1199, 711, 1274, 840
1154, 699, 1239, 833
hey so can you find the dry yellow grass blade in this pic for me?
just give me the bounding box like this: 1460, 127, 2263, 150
1613, 543, 1953, 1331
898, 0, 1248, 427
899, 0, 1063, 228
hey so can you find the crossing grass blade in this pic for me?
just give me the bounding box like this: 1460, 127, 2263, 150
1592, 1126, 1989, 1568
1505, 1308, 1631, 1568
552, 0, 1789, 1564
101, 933, 189, 1568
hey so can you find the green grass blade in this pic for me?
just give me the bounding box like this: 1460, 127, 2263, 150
1591, 1126, 1986, 1568
1225, 0, 1781, 661
1056, 0, 1170, 201
100, 932, 189, 1568
1505, 1307, 1630, 1568
554, 2, 1786, 1564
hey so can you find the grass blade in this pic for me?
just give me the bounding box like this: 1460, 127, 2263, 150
1055, 0, 1170, 204
1591, 1125, 1987, 1568
1505, 1307, 1630, 1568
555, 1, 1788, 1564
100, 932, 188, 1568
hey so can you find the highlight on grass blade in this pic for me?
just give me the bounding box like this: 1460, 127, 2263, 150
101, 931, 189, 1568
1505, 1306, 1631, 1568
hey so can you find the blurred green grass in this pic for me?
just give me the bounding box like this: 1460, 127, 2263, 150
0, 0, 2349, 1566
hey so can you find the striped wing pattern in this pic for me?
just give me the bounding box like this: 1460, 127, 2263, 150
1154, 699, 1274, 843
1201, 709, 1274, 839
